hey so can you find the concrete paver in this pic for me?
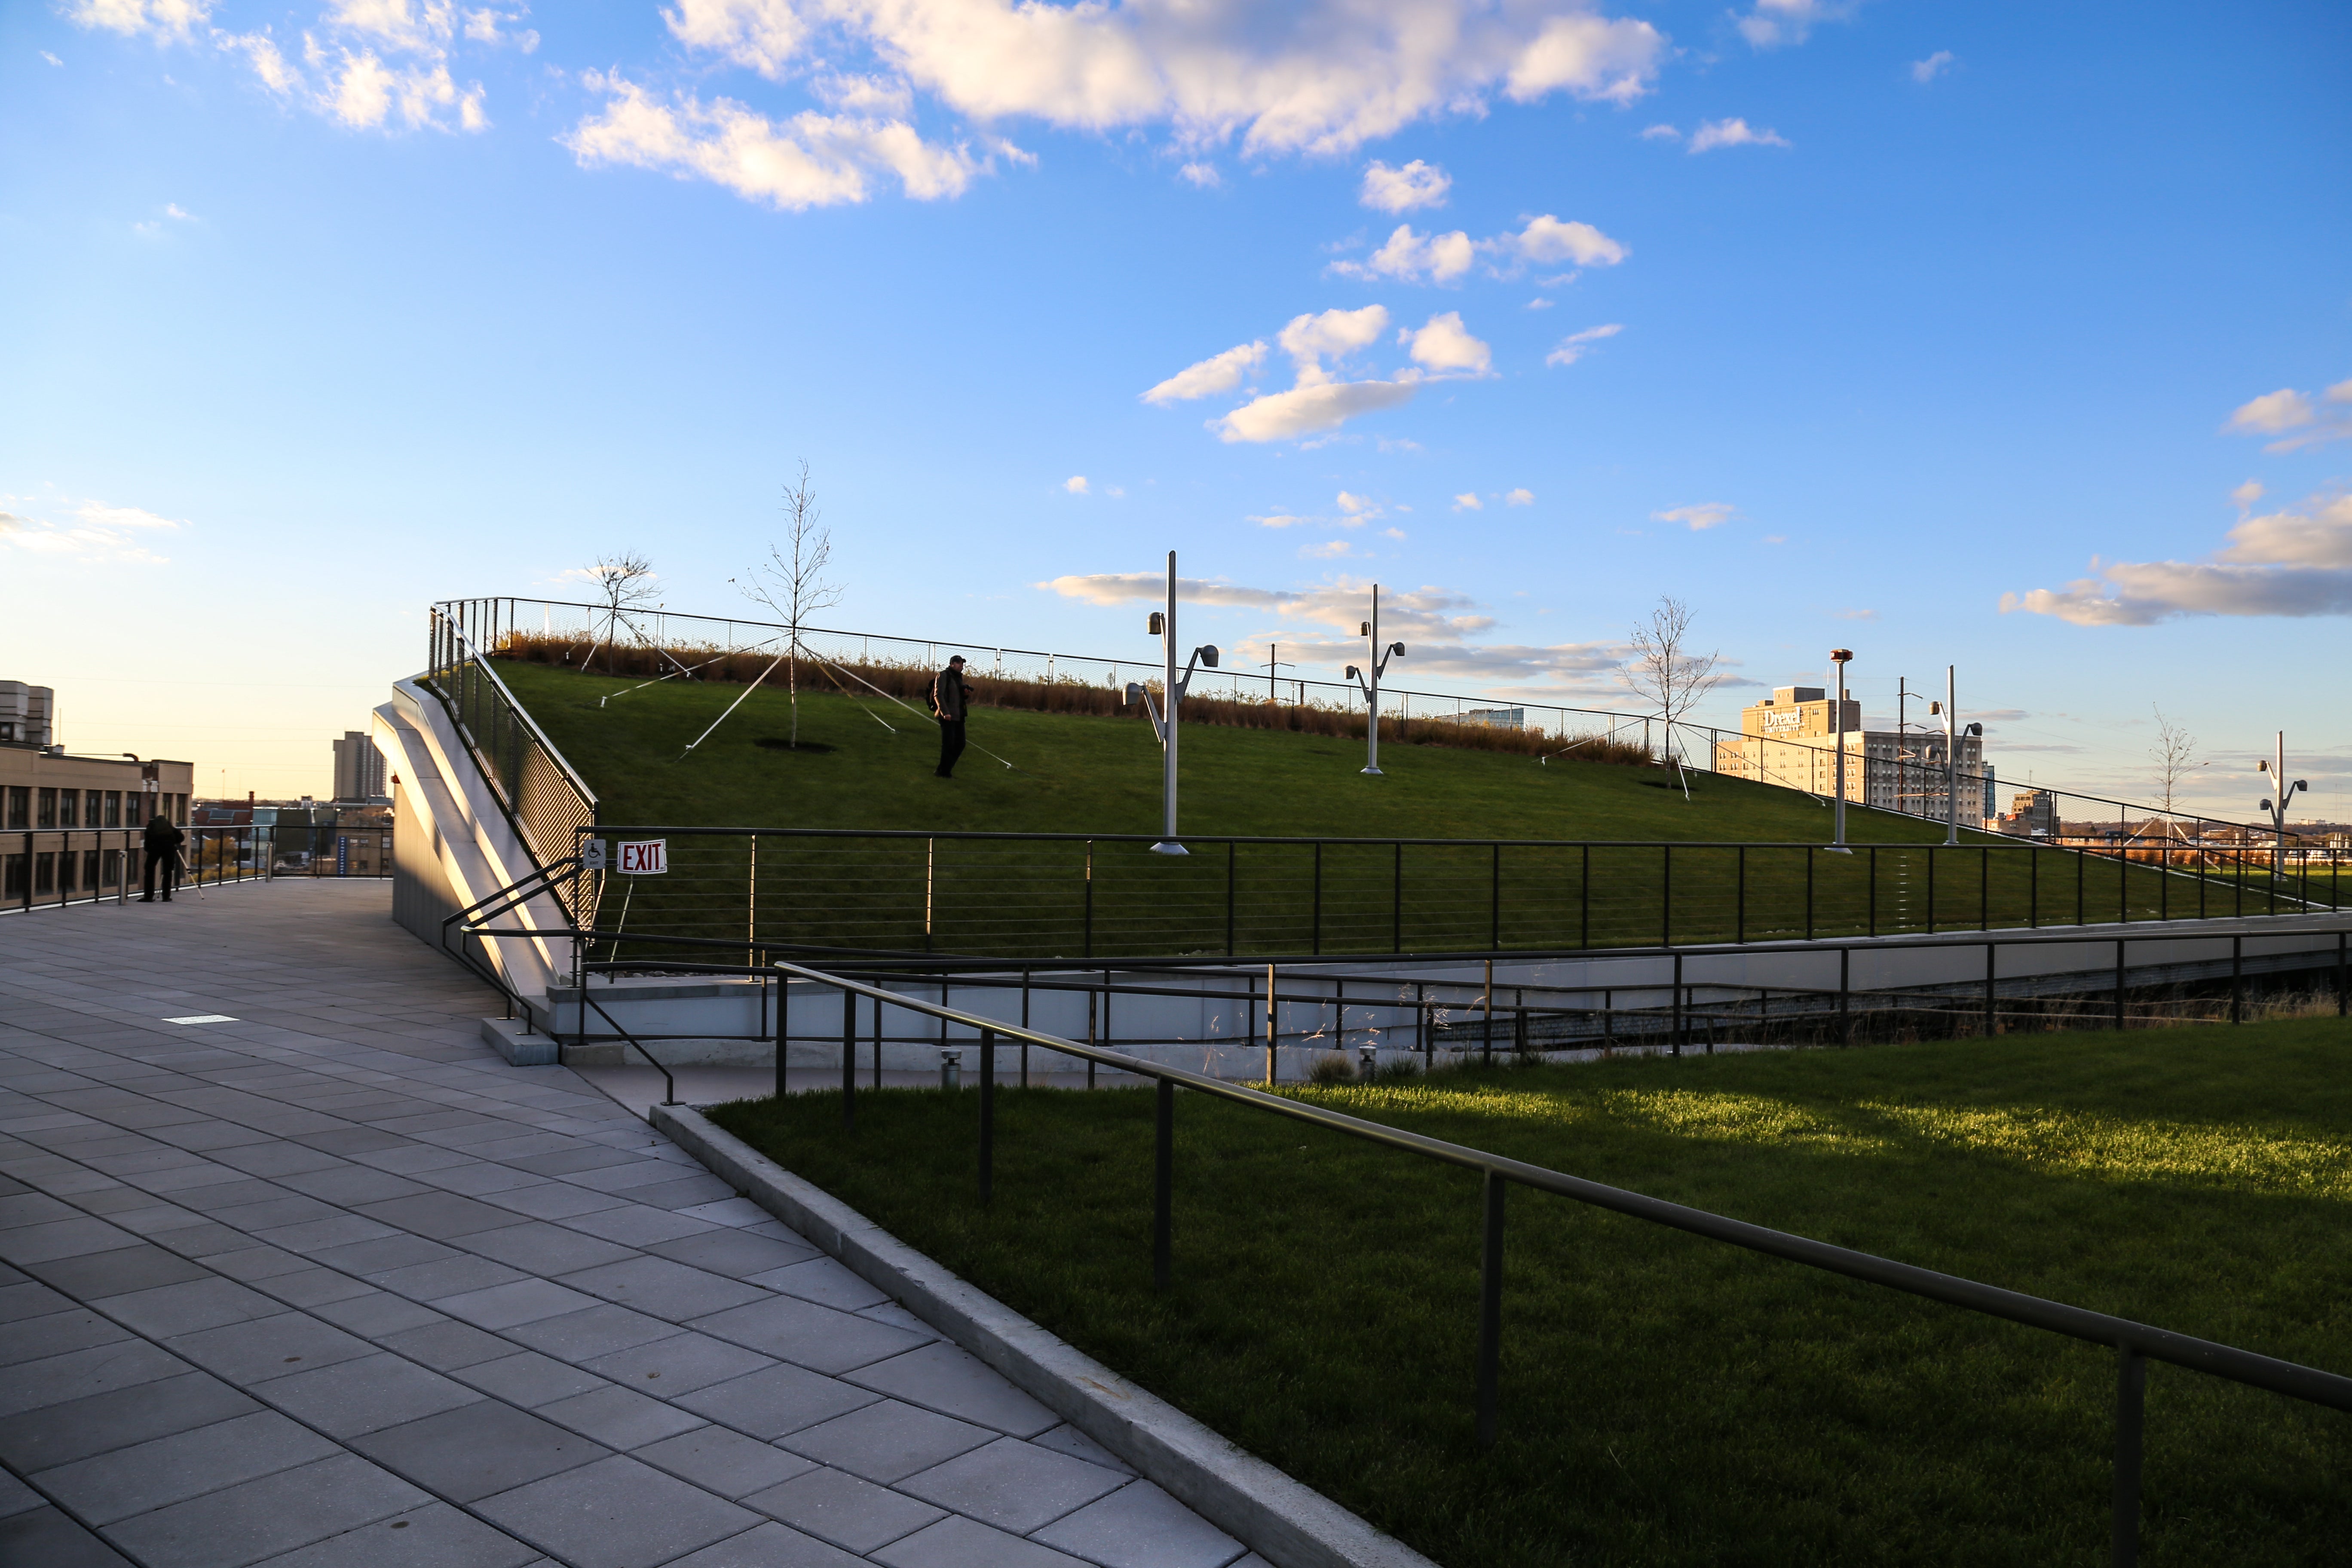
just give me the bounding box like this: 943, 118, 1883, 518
0, 882, 1246, 1567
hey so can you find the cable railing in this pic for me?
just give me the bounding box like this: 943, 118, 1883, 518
643, 951, 2352, 1566
551, 823, 2344, 966
435, 594, 2322, 854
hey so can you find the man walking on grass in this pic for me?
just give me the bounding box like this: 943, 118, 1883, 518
930, 655, 971, 778
142, 808, 184, 902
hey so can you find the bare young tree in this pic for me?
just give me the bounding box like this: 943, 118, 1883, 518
2150, 704, 2202, 827
582, 553, 658, 673
734, 462, 842, 747
1617, 595, 1724, 762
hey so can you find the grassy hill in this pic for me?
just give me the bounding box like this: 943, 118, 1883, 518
499, 659, 1957, 845
485, 661, 2242, 959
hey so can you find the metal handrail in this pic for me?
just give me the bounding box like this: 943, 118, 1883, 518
428, 612, 599, 814
747, 955, 2349, 1565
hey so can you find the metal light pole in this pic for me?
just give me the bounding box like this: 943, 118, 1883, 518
1927, 666, 1982, 845
1828, 649, 1853, 848
1263, 643, 1292, 705
1125, 551, 1218, 855
1345, 584, 1406, 776
2257, 732, 2306, 880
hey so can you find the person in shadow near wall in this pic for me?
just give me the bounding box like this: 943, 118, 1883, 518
929, 655, 971, 779
142, 809, 184, 902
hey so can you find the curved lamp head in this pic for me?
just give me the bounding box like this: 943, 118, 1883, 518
1829, 648, 1854, 664
1344, 665, 1361, 681
1196, 645, 1219, 669
1390, 642, 1406, 658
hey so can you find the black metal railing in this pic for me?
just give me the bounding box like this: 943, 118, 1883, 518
559, 823, 2343, 964
670, 954, 2352, 1567
1, 824, 392, 912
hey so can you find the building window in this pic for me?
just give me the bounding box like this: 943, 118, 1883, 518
102, 848, 122, 886
104, 791, 121, 828
59, 850, 76, 894
3, 854, 23, 898
36, 789, 56, 829
85, 790, 101, 828
34, 853, 54, 895
58, 790, 78, 829
82, 850, 99, 891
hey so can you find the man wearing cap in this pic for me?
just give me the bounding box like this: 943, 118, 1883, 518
929, 655, 971, 778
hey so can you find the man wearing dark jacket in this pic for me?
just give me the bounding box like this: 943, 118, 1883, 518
929, 655, 971, 778
142, 809, 184, 902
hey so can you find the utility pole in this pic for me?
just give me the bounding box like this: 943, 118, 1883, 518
1828, 649, 1853, 850
1928, 665, 1981, 845
1346, 585, 1406, 775
1125, 551, 1219, 856
1262, 643, 1293, 705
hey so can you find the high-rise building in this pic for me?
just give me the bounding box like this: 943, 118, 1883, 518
1711, 686, 1995, 824
331, 731, 387, 803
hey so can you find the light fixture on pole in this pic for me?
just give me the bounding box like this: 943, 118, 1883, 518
2255, 732, 2306, 880
1926, 665, 1981, 845
1124, 551, 1218, 856
1344, 584, 1406, 775
1827, 649, 1854, 850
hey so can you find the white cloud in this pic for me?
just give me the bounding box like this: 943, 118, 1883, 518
1064, 475, 1089, 494
1403, 311, 1491, 376
663, 0, 1665, 161
1250, 513, 1308, 528
42, 50, 65, 65
1335, 490, 1381, 523
2225, 379, 2352, 451
1504, 487, 1534, 505
2002, 491, 2352, 625
1360, 158, 1449, 212
564, 72, 988, 209
66, 0, 213, 43
1178, 161, 1221, 188
1735, 0, 1850, 50
1654, 502, 1737, 530
1638, 122, 1679, 141
1331, 224, 1476, 284
1215, 379, 1417, 443
1688, 117, 1790, 153
1911, 49, 1954, 83
0, 495, 184, 565
1545, 321, 1621, 366
74, 0, 511, 135
1141, 340, 1267, 405
2232, 480, 2265, 510
1152, 305, 1436, 444
1453, 493, 1482, 511
1301, 539, 1357, 559
1501, 213, 1628, 267
1039, 570, 1625, 691
1525, 297, 1553, 310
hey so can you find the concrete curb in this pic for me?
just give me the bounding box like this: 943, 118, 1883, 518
652, 1102, 1438, 1568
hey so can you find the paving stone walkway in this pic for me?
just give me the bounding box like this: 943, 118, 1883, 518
0, 881, 1253, 1568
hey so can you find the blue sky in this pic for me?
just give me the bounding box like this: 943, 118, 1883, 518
3, 0, 2347, 814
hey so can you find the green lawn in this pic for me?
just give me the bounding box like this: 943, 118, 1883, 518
491, 662, 2272, 959
710, 1017, 2352, 1566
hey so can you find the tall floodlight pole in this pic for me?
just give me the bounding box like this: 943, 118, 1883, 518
1943, 665, 1960, 845
2257, 732, 2306, 881
1125, 551, 1219, 856
1828, 649, 1854, 848
1345, 585, 1407, 776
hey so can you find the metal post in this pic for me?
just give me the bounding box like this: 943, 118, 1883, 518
1476, 1171, 1505, 1447
1806, 847, 1816, 941
2114, 939, 2126, 1031
775, 970, 789, 1101
979, 1030, 995, 1206
1984, 942, 1997, 1038
2113, 1348, 2146, 1568
2079, 847, 2086, 926
2230, 936, 2242, 1024
1927, 848, 1937, 934
1490, 841, 1501, 949
1226, 841, 1236, 956
2339, 931, 2347, 1018
1661, 844, 1672, 949
1736, 845, 1744, 944
1153, 1078, 1174, 1289
1583, 844, 1593, 948
924, 837, 934, 953
840, 988, 855, 1128
1839, 946, 1851, 1045
1672, 952, 1684, 1058
1020, 972, 1031, 1088
1313, 842, 1323, 956
1264, 963, 1277, 1084
1393, 841, 1403, 953
1083, 840, 1094, 958
1981, 847, 1990, 931
1868, 845, 1877, 937
2030, 849, 2038, 929
1482, 958, 1494, 1066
